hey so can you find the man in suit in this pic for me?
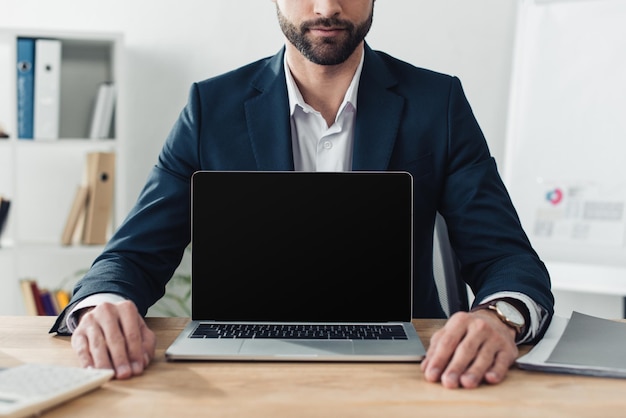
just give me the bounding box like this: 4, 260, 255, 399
52, 0, 553, 389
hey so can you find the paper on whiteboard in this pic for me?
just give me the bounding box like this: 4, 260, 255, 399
531, 180, 626, 247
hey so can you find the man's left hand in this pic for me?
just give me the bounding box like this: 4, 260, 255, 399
420, 310, 518, 389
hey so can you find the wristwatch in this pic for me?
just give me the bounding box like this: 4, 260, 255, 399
471, 299, 527, 339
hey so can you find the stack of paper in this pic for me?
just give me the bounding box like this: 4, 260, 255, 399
517, 311, 626, 378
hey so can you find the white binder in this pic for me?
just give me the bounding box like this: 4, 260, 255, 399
33, 38, 62, 140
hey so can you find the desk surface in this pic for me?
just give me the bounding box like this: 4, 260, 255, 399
2, 316, 625, 418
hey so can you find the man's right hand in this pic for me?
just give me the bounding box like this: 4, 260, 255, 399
70, 300, 156, 380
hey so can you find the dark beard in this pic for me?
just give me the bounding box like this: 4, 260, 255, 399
276, 7, 374, 66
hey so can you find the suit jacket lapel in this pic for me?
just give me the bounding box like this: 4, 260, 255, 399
353, 45, 404, 171
244, 45, 404, 172
245, 48, 295, 171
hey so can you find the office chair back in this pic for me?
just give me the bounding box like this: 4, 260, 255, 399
433, 213, 469, 317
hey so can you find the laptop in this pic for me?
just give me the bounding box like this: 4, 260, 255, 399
165, 171, 425, 362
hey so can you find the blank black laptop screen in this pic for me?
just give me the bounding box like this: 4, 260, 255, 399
191, 171, 413, 323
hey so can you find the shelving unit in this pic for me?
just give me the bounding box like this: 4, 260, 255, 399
0, 29, 125, 315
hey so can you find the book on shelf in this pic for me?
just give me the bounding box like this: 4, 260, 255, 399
0, 196, 11, 242
39, 289, 59, 316
0, 122, 9, 138
61, 152, 115, 246
19, 279, 39, 316
16, 37, 35, 139
20, 279, 45, 316
19, 278, 71, 316
89, 82, 116, 139
55, 289, 71, 310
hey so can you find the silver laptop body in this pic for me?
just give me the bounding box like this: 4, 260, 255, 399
165, 171, 425, 362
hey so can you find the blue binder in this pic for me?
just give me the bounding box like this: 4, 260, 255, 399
17, 37, 35, 139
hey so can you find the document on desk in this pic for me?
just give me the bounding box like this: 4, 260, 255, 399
517, 311, 626, 378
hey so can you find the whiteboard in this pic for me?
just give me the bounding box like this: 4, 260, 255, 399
504, 0, 626, 288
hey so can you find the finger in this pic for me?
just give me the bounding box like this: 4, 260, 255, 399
117, 304, 149, 376
459, 338, 517, 388
422, 331, 445, 382
139, 321, 157, 366
71, 332, 94, 369
440, 340, 482, 389
70, 306, 98, 369
82, 314, 116, 372
423, 313, 470, 384
458, 343, 496, 389
484, 349, 518, 385
458, 314, 519, 388
445, 319, 497, 389
94, 303, 135, 379
86, 331, 116, 372
420, 330, 436, 372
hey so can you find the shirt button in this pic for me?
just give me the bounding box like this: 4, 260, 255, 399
322, 141, 333, 150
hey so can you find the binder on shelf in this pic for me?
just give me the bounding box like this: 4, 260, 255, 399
61, 185, 89, 246
89, 82, 116, 139
82, 152, 115, 245
33, 38, 62, 140
16, 37, 35, 140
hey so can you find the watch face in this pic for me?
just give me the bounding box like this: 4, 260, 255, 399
495, 301, 525, 327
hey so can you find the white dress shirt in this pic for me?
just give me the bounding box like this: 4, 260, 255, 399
68, 47, 545, 343
286, 51, 363, 172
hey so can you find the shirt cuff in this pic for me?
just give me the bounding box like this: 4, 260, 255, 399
66, 293, 128, 333
477, 291, 548, 345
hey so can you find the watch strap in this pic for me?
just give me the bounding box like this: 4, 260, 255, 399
471, 297, 530, 342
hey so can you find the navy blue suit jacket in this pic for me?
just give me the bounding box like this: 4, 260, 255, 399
52, 44, 553, 332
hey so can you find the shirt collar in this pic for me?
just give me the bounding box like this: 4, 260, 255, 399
284, 48, 365, 119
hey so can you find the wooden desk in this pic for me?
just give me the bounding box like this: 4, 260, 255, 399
1, 317, 625, 418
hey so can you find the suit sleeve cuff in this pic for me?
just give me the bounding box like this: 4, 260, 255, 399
65, 293, 128, 333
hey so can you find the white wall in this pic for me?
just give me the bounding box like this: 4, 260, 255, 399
1, 0, 518, 212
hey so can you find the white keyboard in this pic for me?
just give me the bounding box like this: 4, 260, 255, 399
0, 363, 114, 418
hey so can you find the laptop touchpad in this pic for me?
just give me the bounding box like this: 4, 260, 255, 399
195, 339, 245, 355
240, 340, 354, 356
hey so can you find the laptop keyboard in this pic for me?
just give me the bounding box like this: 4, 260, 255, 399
190, 323, 408, 340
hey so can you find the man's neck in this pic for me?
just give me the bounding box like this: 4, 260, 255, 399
285, 43, 364, 127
